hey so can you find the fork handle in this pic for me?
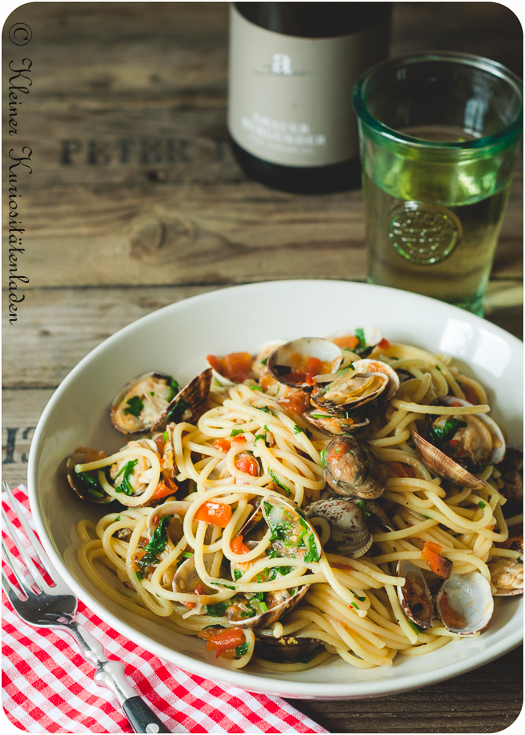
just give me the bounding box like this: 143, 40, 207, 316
65, 619, 171, 733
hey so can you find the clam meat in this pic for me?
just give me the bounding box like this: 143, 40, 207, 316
67, 447, 113, 504
397, 561, 434, 630
435, 572, 494, 635
324, 436, 388, 499
267, 338, 342, 390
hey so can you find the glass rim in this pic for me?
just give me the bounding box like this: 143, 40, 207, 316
352, 50, 523, 150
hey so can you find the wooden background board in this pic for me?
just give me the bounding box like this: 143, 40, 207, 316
2, 2, 523, 732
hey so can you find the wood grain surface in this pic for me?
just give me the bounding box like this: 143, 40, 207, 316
2, 3, 523, 732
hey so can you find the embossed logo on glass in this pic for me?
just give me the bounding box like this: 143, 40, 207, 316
389, 202, 462, 264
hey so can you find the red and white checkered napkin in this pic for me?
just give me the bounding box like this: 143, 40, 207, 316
2, 487, 327, 734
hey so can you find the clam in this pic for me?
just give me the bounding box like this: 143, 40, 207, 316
254, 634, 321, 663
304, 408, 370, 436
267, 338, 342, 390
435, 572, 494, 635
173, 553, 216, 598
426, 397, 506, 469
488, 554, 523, 597
497, 445, 523, 516
231, 585, 310, 630
412, 431, 488, 489
303, 497, 372, 558
310, 359, 399, 415
110, 372, 180, 434
111, 368, 212, 434
147, 500, 192, 545
261, 494, 323, 563
397, 561, 434, 630
324, 436, 388, 499
66, 447, 113, 504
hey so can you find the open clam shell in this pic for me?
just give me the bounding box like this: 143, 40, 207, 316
303, 497, 372, 558
311, 359, 399, 415
412, 431, 488, 489
435, 572, 494, 635
267, 338, 342, 390
261, 494, 323, 562
234, 584, 310, 630
497, 445, 523, 517
111, 372, 180, 434
173, 553, 216, 596
304, 409, 370, 436
152, 368, 212, 432
427, 397, 506, 467
324, 436, 388, 499
397, 561, 434, 630
66, 448, 113, 504
147, 500, 192, 545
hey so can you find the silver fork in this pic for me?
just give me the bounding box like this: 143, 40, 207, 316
1, 482, 171, 733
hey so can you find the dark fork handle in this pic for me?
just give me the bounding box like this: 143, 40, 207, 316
56, 617, 170, 733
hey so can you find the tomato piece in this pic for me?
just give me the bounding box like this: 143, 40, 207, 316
150, 480, 177, 501
377, 338, 390, 350
231, 434, 247, 446
235, 455, 259, 477
305, 357, 323, 386
213, 438, 231, 453
332, 335, 359, 349
389, 461, 416, 478
421, 541, 452, 579
278, 390, 311, 416
195, 501, 232, 527
231, 534, 250, 555
207, 352, 253, 383
198, 626, 246, 658
286, 370, 307, 385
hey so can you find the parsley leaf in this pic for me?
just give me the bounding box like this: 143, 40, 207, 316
320, 449, 326, 468
114, 459, 138, 495
136, 515, 173, 572
250, 385, 263, 392
230, 428, 244, 437
478, 500, 487, 509
293, 425, 304, 434
124, 395, 144, 417
428, 417, 467, 446
74, 469, 104, 498
268, 468, 291, 497
167, 376, 180, 402
358, 499, 371, 520
257, 406, 272, 414
206, 600, 231, 617
235, 642, 249, 657
304, 533, 320, 563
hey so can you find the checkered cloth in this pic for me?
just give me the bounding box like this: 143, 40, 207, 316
2, 486, 327, 734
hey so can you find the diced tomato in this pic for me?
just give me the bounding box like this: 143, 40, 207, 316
154, 435, 165, 455
207, 352, 253, 383
231, 534, 250, 555
195, 501, 232, 527
390, 461, 416, 478
377, 338, 390, 350
305, 357, 323, 386
213, 438, 231, 453
286, 370, 307, 385
235, 455, 260, 477
198, 626, 246, 658
150, 480, 177, 501
462, 384, 479, 405
421, 541, 452, 579
332, 335, 359, 350
231, 434, 247, 446
278, 390, 311, 416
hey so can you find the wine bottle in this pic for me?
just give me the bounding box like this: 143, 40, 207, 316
228, 2, 392, 194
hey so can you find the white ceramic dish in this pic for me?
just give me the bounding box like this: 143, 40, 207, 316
28, 280, 523, 700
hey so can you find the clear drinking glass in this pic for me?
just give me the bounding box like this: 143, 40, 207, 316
352, 51, 522, 315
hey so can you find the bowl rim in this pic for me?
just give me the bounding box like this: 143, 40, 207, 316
27, 279, 524, 699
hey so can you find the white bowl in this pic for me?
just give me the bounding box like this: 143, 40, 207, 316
28, 280, 523, 700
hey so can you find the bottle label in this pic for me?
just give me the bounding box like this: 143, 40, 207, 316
228, 5, 388, 167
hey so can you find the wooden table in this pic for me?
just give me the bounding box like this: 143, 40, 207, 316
3, 3, 522, 732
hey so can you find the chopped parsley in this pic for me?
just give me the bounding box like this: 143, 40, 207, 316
358, 500, 370, 520
114, 459, 139, 495
235, 642, 249, 657
166, 376, 180, 402
354, 593, 366, 602
136, 514, 173, 572
166, 396, 190, 423
230, 428, 244, 437
206, 600, 231, 617
407, 619, 422, 634
350, 602, 359, 610
250, 385, 263, 392
320, 449, 326, 468
124, 395, 144, 417
428, 417, 467, 446
293, 424, 304, 434
304, 532, 320, 563
478, 500, 487, 509
435, 365, 442, 372
74, 469, 105, 498
233, 569, 243, 581
136, 570, 143, 581
257, 406, 272, 414
260, 356, 268, 366
268, 468, 291, 497
181, 551, 194, 559
162, 431, 169, 442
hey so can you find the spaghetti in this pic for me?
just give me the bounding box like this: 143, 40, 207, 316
73, 329, 522, 671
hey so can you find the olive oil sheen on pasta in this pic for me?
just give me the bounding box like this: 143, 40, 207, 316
364, 125, 512, 314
